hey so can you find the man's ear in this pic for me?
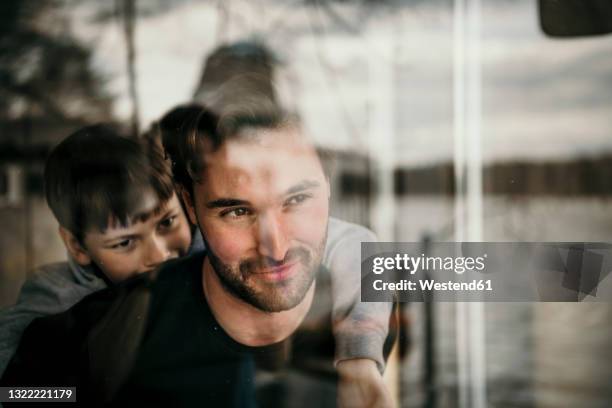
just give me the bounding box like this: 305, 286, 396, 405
58, 226, 92, 266
180, 187, 198, 225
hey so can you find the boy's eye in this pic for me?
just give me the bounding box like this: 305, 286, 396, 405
221, 207, 252, 218
284, 193, 310, 207
111, 239, 133, 250
159, 215, 176, 230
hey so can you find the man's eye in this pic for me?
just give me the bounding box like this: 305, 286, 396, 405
221, 207, 252, 218
285, 194, 310, 206
111, 239, 133, 250
159, 215, 176, 230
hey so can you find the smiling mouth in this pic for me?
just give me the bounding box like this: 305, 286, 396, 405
253, 260, 299, 282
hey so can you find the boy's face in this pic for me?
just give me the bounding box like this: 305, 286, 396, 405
185, 127, 330, 312
80, 194, 192, 282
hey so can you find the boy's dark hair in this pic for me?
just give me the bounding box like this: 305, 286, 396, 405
45, 124, 175, 243
158, 102, 331, 197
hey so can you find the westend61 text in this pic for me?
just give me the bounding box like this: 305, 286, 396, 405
373, 279, 493, 292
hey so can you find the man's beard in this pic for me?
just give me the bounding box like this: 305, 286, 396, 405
205, 239, 325, 313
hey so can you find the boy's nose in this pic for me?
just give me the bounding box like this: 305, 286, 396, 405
257, 212, 289, 262
144, 236, 170, 270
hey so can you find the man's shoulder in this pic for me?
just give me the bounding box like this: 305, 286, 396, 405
158, 250, 205, 273
152, 250, 205, 288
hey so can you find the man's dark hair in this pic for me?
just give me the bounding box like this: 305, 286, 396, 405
44, 124, 175, 243
158, 102, 322, 197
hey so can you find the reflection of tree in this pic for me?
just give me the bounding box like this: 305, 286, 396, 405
0, 0, 112, 125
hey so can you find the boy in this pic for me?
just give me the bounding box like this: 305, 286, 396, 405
0, 125, 195, 375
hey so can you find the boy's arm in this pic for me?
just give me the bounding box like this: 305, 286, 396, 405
324, 219, 395, 408
324, 218, 392, 373
0, 261, 106, 377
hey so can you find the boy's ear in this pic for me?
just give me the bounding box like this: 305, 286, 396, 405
180, 187, 198, 225
58, 226, 92, 266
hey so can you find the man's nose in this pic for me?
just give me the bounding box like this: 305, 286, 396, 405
144, 235, 171, 270
257, 212, 289, 261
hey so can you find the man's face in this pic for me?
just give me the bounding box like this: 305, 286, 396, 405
186, 127, 329, 313
82, 194, 192, 283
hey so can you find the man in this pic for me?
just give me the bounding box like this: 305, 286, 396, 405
163, 103, 393, 407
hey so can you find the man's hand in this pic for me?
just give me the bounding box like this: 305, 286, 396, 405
337, 359, 393, 408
